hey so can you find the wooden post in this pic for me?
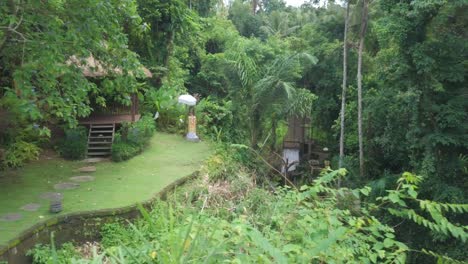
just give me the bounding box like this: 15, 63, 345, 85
135, 94, 139, 119
131, 93, 136, 122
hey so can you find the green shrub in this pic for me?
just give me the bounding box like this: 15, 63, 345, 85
126, 116, 156, 147
58, 127, 88, 160
27, 242, 78, 264
100, 222, 134, 248
111, 116, 155, 162
111, 140, 141, 162
142, 85, 186, 133
197, 98, 244, 143
2, 140, 40, 168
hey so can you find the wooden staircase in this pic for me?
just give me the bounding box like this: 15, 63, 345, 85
87, 124, 115, 157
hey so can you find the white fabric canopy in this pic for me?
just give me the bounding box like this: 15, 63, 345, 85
178, 94, 197, 106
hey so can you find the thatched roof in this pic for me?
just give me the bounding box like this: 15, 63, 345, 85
67, 55, 152, 78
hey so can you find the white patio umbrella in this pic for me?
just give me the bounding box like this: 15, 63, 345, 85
178, 94, 197, 106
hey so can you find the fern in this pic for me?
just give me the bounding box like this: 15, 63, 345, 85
248, 227, 287, 263
385, 172, 468, 244
421, 249, 466, 264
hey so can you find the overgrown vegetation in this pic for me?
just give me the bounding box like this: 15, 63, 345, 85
1, 140, 40, 169
58, 127, 88, 160
27, 242, 78, 264
1, 0, 467, 262
28, 161, 467, 263
111, 116, 156, 162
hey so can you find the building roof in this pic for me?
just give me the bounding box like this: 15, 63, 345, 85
67, 55, 152, 78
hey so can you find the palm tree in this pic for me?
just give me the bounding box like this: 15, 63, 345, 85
226, 40, 317, 148
259, 11, 300, 38
252, 53, 317, 148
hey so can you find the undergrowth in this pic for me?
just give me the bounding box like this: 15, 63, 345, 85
27, 149, 468, 263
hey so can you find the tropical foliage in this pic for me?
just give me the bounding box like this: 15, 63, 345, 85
2, 0, 467, 262
111, 116, 156, 162
28, 168, 466, 263
58, 127, 88, 160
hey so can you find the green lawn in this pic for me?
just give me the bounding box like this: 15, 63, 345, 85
0, 132, 211, 246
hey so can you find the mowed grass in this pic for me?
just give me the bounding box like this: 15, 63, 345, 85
0, 132, 211, 246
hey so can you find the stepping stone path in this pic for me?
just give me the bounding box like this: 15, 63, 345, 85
77, 166, 96, 173
39, 192, 63, 201
20, 203, 41, 212
82, 158, 108, 163
0, 166, 98, 225
54, 182, 80, 190
70, 175, 95, 183
0, 213, 22, 222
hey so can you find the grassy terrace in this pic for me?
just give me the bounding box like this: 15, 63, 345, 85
0, 132, 211, 246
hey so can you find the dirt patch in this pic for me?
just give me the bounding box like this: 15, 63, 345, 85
38, 149, 60, 160
82, 158, 109, 163
75, 242, 110, 263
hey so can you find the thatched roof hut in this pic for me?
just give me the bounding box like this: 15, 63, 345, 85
66, 54, 151, 125
67, 55, 152, 78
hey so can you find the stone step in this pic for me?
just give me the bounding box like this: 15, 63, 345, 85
87, 123, 115, 158
90, 130, 113, 134
89, 136, 113, 139
91, 125, 114, 128
88, 141, 112, 145
88, 146, 111, 150
87, 152, 111, 156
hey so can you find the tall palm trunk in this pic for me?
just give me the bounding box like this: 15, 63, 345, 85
339, 1, 350, 169
357, 0, 369, 177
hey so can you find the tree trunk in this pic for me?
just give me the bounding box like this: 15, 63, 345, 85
271, 115, 277, 150
339, 0, 350, 169
164, 30, 174, 69
251, 108, 260, 148
0, 0, 18, 52
357, 0, 369, 178
252, 0, 258, 15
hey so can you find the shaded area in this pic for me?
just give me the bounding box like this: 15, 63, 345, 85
78, 114, 141, 125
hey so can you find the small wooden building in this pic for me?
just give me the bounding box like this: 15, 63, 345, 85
68, 55, 152, 157
282, 116, 329, 174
